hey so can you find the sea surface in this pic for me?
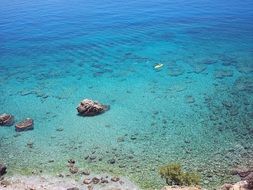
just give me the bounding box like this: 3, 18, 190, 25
0, 0, 253, 189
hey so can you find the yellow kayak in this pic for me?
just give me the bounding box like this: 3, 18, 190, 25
154, 63, 164, 69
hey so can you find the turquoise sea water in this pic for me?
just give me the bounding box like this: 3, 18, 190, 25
0, 0, 253, 189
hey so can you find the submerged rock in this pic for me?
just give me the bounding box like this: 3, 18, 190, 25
67, 188, 79, 190
15, 118, 34, 132
111, 177, 120, 182
161, 186, 201, 190
233, 77, 253, 93
0, 164, 7, 176
168, 67, 184, 77
83, 178, 92, 185
69, 167, 78, 174
77, 99, 109, 116
192, 64, 207, 74
236, 63, 253, 74
201, 58, 217, 65
185, 95, 195, 104
214, 70, 233, 79
0, 113, 14, 126
0, 180, 10, 187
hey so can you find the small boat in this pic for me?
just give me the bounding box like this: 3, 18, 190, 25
154, 63, 164, 69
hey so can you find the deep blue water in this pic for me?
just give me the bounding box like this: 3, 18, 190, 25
0, 0, 253, 189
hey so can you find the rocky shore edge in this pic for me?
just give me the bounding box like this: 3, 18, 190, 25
0, 172, 252, 190
0, 162, 252, 190
0, 174, 139, 190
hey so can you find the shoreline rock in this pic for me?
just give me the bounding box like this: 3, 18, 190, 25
77, 99, 109, 116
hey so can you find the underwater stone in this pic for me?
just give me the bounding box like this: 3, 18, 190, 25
92, 177, 100, 184
68, 159, 75, 164
83, 178, 92, 185
233, 77, 253, 93
0, 164, 7, 176
77, 99, 109, 116
202, 58, 217, 65
236, 64, 253, 74
185, 95, 195, 104
214, 69, 233, 79
69, 167, 78, 174
162, 186, 201, 190
67, 188, 79, 190
192, 64, 207, 74
230, 108, 239, 116
222, 101, 233, 109
117, 136, 125, 142
0, 180, 10, 187
100, 178, 109, 183
168, 67, 184, 77
15, 118, 34, 132
108, 159, 116, 164
81, 170, 90, 175
0, 113, 14, 126
111, 177, 120, 182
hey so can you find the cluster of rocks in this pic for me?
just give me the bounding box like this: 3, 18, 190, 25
77, 99, 109, 116
83, 176, 120, 185
66, 158, 123, 189
1, 99, 107, 132
0, 113, 34, 132
1, 98, 108, 133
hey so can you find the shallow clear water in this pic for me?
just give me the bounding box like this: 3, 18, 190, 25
0, 0, 253, 189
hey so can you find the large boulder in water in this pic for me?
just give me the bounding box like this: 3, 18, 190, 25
0, 113, 14, 126
77, 99, 109, 116
15, 118, 34, 132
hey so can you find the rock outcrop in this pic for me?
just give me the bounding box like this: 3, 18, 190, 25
0, 113, 14, 126
220, 181, 249, 190
223, 168, 253, 190
15, 118, 34, 132
77, 99, 109, 116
